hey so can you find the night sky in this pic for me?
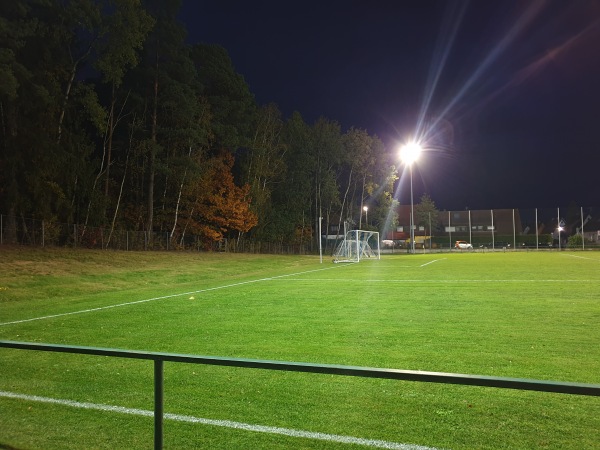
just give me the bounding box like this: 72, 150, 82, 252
178, 1, 600, 210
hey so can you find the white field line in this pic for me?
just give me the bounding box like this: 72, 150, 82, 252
363, 259, 446, 269
0, 390, 440, 450
562, 254, 600, 262
420, 259, 446, 267
0, 265, 346, 327
271, 279, 596, 283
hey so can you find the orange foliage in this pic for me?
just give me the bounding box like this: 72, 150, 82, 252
190, 150, 258, 243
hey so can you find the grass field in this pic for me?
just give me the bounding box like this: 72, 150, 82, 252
0, 246, 599, 449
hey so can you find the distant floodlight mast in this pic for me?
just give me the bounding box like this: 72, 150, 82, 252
363, 205, 369, 226
400, 142, 422, 254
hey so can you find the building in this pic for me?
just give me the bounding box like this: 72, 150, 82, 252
387, 206, 524, 247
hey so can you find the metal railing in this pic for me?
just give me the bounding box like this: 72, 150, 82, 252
1, 340, 599, 449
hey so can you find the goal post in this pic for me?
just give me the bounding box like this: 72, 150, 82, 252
332, 230, 380, 263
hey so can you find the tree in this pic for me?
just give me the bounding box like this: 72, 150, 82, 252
415, 193, 441, 234
568, 233, 583, 248
94, 0, 154, 199
265, 111, 313, 243
310, 117, 343, 247
185, 150, 257, 245
122, 0, 192, 242
339, 128, 373, 230
190, 43, 256, 151
240, 103, 286, 239
0, 0, 38, 238
0, 0, 102, 226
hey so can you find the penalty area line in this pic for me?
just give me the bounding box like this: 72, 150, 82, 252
0, 265, 347, 327
0, 390, 440, 450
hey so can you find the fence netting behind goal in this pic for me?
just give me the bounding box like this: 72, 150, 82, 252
333, 230, 380, 263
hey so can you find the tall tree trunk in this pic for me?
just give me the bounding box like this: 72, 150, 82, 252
106, 119, 134, 248
147, 44, 159, 246
57, 45, 92, 145
338, 167, 352, 239
170, 146, 192, 240
81, 110, 112, 239
104, 83, 116, 198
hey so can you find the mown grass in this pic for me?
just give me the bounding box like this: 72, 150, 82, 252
0, 246, 599, 449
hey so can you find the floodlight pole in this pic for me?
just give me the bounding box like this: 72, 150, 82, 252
400, 142, 421, 255
409, 165, 415, 254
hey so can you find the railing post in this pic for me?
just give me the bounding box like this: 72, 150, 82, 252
154, 359, 164, 450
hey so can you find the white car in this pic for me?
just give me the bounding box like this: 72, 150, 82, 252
455, 240, 473, 250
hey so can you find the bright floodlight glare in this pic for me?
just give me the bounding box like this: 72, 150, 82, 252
363, 206, 368, 212
400, 142, 422, 165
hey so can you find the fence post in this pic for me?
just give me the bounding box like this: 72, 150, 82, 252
491, 210, 495, 249
468, 210, 472, 245
513, 209, 516, 250
581, 206, 585, 251
535, 208, 538, 250
154, 359, 164, 450
448, 211, 451, 250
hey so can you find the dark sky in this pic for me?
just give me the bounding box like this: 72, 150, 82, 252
178, 0, 600, 210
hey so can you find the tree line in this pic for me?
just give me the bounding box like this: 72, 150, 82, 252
0, 0, 399, 249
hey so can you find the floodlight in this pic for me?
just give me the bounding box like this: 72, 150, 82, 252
400, 142, 422, 166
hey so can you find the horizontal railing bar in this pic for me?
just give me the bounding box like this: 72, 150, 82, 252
1, 340, 599, 396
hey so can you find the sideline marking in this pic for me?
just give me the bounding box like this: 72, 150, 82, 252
420, 258, 446, 267
562, 254, 600, 262
272, 278, 596, 283
0, 390, 440, 450
365, 259, 446, 269
0, 265, 346, 327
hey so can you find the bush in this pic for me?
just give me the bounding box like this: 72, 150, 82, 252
568, 233, 583, 248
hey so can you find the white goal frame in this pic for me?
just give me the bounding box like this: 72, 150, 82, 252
333, 230, 380, 263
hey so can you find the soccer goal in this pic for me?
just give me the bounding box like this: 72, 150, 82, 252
333, 230, 380, 263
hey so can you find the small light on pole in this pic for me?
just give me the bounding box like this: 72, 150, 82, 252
363, 206, 368, 227
400, 142, 422, 254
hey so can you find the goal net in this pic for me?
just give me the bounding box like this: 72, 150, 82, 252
333, 230, 380, 263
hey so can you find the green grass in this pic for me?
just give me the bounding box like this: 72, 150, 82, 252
1, 246, 599, 449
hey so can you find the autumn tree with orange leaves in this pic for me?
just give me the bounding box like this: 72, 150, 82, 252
184, 150, 257, 244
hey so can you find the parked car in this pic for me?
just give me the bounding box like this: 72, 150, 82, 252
455, 240, 473, 250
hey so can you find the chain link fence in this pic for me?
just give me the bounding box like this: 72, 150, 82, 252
0, 214, 314, 254
387, 206, 600, 251
437, 207, 600, 250
1, 207, 598, 254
